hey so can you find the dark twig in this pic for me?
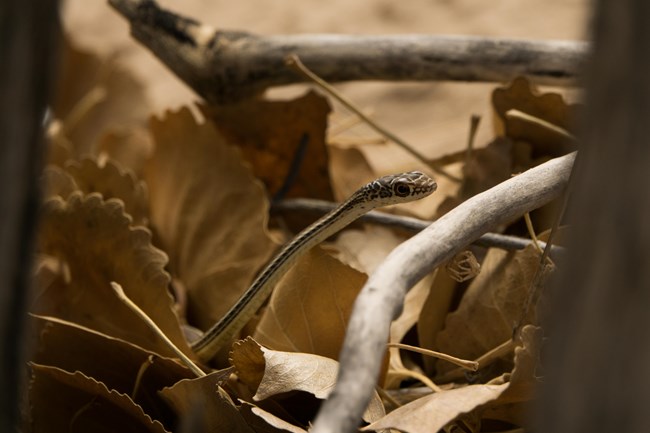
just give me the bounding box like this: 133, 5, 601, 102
271, 198, 566, 258
108, 0, 587, 103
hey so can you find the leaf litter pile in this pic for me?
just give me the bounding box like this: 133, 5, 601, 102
26, 37, 578, 433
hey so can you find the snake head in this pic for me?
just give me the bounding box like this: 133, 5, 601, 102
362, 171, 437, 206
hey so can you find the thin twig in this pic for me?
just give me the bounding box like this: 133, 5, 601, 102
286, 54, 460, 183
435, 339, 516, 384
388, 343, 478, 371
523, 212, 544, 255
311, 152, 576, 433
110, 282, 205, 377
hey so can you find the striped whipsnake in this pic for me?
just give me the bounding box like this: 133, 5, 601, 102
191, 171, 437, 360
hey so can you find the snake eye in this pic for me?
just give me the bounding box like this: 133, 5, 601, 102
394, 182, 411, 197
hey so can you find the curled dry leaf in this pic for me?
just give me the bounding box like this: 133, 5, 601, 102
145, 107, 276, 331
492, 76, 577, 158
29, 314, 194, 424
230, 338, 385, 423
159, 370, 254, 433
433, 245, 543, 376
35, 192, 191, 358
29, 364, 169, 433
52, 37, 150, 157
200, 90, 332, 200
363, 382, 508, 433
65, 157, 149, 225
253, 247, 366, 359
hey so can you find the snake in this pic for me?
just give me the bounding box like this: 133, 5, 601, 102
191, 171, 437, 360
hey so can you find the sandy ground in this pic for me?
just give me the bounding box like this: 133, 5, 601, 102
62, 0, 588, 165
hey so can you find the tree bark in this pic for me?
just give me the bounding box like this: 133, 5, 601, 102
0, 1, 59, 430
538, 1, 650, 432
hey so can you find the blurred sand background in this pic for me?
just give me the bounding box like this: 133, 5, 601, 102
62, 0, 588, 162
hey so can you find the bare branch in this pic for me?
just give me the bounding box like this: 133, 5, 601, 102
108, 0, 587, 103
310, 152, 576, 433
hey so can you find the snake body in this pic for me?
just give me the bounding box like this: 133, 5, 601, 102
191, 171, 437, 360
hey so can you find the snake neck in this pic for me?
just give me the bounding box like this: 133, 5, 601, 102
191, 193, 369, 360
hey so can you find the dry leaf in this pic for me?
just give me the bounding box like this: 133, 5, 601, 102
41, 166, 78, 199
159, 370, 254, 433
35, 192, 191, 357
482, 325, 542, 427
29, 364, 169, 433
328, 145, 375, 202
29, 314, 194, 423
253, 247, 366, 359
230, 338, 385, 423
417, 270, 460, 375
51, 37, 150, 157
65, 157, 149, 225
365, 326, 542, 433
433, 246, 542, 376
200, 91, 332, 200
239, 402, 308, 433
363, 383, 508, 433
96, 126, 154, 176
145, 107, 276, 330
492, 77, 577, 158
333, 225, 436, 388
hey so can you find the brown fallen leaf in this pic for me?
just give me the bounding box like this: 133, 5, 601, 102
230, 338, 385, 423
416, 270, 461, 375
41, 166, 78, 200
64, 157, 149, 226
433, 245, 543, 377
159, 370, 254, 433
333, 225, 436, 389
35, 192, 191, 358
29, 314, 194, 424
328, 145, 375, 202
482, 325, 542, 427
364, 325, 542, 433
253, 247, 366, 359
200, 91, 332, 200
492, 76, 577, 159
145, 107, 276, 331
96, 126, 154, 176
29, 364, 169, 433
363, 382, 508, 433
51, 36, 150, 158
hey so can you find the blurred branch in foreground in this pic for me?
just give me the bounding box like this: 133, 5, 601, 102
0, 0, 60, 430
109, 0, 587, 103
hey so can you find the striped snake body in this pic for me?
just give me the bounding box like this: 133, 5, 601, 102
191, 171, 437, 360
